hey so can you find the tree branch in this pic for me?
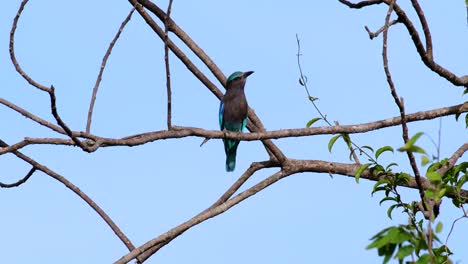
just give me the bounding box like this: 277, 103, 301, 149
9, 0, 51, 93
1, 103, 465, 155
0, 139, 137, 255
381, 0, 427, 212
164, 0, 173, 129
116, 157, 468, 263
339, 0, 468, 87
86, 7, 136, 133
127, 0, 286, 164
0, 166, 36, 188
437, 143, 468, 177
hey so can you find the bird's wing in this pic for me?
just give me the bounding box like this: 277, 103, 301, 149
241, 117, 247, 132
219, 101, 225, 130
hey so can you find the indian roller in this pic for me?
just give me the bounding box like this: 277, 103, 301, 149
219, 71, 254, 172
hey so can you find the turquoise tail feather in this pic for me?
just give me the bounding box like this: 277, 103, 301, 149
222, 121, 244, 172
224, 138, 239, 172
226, 148, 236, 172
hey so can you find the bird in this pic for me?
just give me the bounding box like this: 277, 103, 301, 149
219, 71, 254, 172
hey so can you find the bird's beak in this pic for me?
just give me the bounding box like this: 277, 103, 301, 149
243, 71, 254, 78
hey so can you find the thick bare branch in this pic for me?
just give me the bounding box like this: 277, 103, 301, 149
0, 139, 136, 254
437, 143, 468, 177
116, 156, 468, 263
1, 103, 465, 155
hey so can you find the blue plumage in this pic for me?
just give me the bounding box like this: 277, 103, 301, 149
219, 71, 253, 172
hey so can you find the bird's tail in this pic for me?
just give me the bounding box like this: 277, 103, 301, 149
226, 151, 236, 172
224, 139, 239, 172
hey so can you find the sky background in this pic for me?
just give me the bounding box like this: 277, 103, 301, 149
1, 1, 467, 263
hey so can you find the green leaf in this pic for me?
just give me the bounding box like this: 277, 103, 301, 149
435, 222, 443, 233
375, 146, 394, 160
355, 163, 371, 183
328, 134, 342, 153
394, 245, 414, 260
436, 188, 447, 201
387, 204, 397, 219
308, 96, 318, 102
385, 162, 398, 171
457, 174, 468, 190
465, 114, 468, 128
398, 132, 425, 153
421, 155, 430, 166
408, 132, 424, 146
342, 133, 352, 149
361, 145, 374, 153
407, 145, 427, 154
416, 254, 430, 264
380, 196, 397, 205
306, 117, 321, 128
395, 173, 411, 185
425, 189, 435, 198
426, 171, 441, 183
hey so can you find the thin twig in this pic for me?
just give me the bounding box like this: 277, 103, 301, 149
49, 86, 89, 152
0, 167, 36, 188
364, 19, 398, 39
296, 34, 367, 165
0, 97, 64, 134
10, 0, 51, 93
445, 205, 467, 253
340, 0, 468, 87
410, 0, 433, 60
86, 8, 136, 133
164, 0, 174, 129
381, 0, 427, 212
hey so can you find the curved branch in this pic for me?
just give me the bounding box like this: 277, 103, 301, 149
339, 0, 468, 87
0, 139, 136, 254
410, 0, 432, 59
49, 86, 90, 152
0, 166, 36, 188
10, 0, 51, 93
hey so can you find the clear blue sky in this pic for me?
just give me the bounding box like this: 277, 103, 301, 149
1, 1, 467, 263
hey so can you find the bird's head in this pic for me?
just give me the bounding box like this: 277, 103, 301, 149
226, 71, 254, 88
